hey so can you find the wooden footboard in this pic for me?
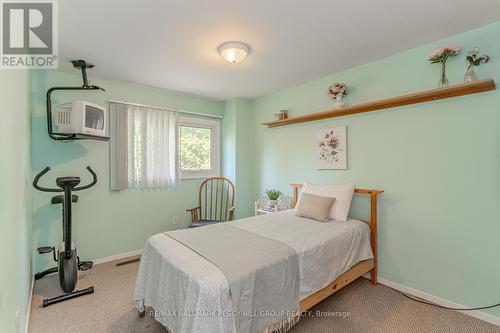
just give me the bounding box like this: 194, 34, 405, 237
291, 184, 383, 311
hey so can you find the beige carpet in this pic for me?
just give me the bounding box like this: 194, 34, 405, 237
29, 260, 499, 333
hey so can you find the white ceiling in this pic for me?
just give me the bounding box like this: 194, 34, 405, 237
60, 0, 500, 100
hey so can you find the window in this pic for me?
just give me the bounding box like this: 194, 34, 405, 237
110, 102, 177, 190
178, 116, 220, 179
110, 102, 220, 189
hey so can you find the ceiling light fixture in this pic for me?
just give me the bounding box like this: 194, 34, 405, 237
218, 41, 250, 64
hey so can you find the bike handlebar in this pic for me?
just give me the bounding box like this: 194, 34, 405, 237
73, 166, 97, 191
33, 167, 62, 192
32, 166, 98, 192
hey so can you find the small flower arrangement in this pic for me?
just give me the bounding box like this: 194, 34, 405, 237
428, 44, 461, 88
327, 83, 348, 108
466, 47, 489, 66
428, 45, 461, 63
464, 47, 489, 83
327, 83, 348, 99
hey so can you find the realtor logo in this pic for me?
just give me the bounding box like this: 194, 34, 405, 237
1, 0, 58, 69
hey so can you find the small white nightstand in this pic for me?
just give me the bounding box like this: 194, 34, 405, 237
255, 206, 279, 216
254, 195, 291, 216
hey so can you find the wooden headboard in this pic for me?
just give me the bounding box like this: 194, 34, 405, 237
290, 183, 384, 283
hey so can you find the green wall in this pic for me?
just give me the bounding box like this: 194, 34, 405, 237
252, 22, 500, 318
222, 100, 237, 183
233, 99, 255, 218
0, 70, 32, 333
222, 99, 255, 218
31, 70, 225, 272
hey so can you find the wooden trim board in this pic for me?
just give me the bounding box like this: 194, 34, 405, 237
262, 79, 495, 128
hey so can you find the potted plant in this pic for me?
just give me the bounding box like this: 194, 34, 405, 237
264, 189, 282, 209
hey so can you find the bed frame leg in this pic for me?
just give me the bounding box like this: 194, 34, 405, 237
369, 192, 379, 286
370, 267, 377, 285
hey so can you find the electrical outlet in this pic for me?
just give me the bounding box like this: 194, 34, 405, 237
172, 216, 178, 225
15, 306, 20, 333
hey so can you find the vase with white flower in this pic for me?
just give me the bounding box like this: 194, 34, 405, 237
327, 83, 348, 108
464, 47, 489, 83
428, 45, 461, 88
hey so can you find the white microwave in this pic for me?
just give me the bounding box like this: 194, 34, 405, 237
55, 100, 107, 137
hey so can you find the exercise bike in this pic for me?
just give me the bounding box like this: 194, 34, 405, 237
33, 166, 97, 307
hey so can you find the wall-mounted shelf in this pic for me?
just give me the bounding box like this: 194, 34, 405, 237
262, 79, 496, 128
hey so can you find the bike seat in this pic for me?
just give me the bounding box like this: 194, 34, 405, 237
51, 195, 78, 204
56, 177, 81, 188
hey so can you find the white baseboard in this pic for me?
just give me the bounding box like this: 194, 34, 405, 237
362, 275, 500, 327
24, 277, 34, 333
92, 249, 142, 266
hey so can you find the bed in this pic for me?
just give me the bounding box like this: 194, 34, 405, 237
134, 184, 383, 333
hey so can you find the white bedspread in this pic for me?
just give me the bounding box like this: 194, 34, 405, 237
134, 210, 373, 333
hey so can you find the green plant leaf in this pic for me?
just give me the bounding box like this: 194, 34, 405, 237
265, 189, 282, 200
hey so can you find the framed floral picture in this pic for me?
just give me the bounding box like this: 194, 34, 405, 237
316, 126, 347, 169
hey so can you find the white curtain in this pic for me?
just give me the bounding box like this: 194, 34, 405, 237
110, 102, 178, 190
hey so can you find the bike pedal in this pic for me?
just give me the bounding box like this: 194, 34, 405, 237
78, 261, 93, 271
37, 246, 54, 254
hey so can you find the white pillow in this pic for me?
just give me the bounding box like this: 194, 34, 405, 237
300, 182, 355, 222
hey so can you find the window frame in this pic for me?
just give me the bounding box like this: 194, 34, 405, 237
178, 116, 220, 180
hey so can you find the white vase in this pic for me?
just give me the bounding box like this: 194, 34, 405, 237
265, 199, 278, 206
464, 65, 476, 83
437, 61, 449, 88
334, 94, 345, 108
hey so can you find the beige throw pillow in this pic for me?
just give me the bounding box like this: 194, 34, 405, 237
295, 193, 336, 222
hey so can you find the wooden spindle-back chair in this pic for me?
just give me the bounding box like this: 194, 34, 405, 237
186, 177, 235, 227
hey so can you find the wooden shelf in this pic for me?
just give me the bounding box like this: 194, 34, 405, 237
262, 79, 496, 128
